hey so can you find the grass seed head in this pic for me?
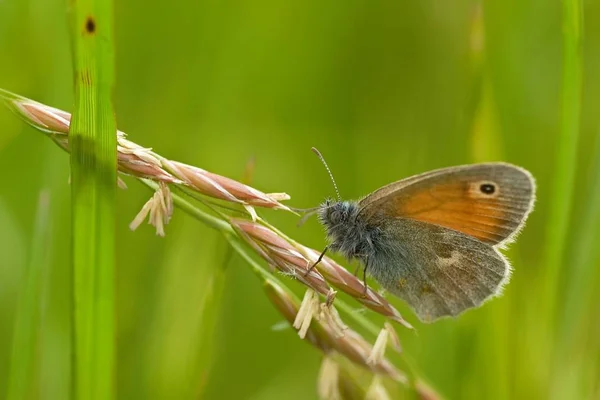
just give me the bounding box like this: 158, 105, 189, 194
164, 160, 292, 212
231, 220, 331, 294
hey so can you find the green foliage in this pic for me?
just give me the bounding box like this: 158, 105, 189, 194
0, 1, 598, 399
6, 192, 51, 400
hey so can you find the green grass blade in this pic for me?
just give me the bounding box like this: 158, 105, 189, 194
560, 130, 600, 338
550, 130, 600, 398
6, 191, 51, 400
540, 0, 583, 396
542, 0, 583, 325
191, 242, 229, 398
68, 1, 117, 399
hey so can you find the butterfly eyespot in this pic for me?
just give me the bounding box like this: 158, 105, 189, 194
479, 183, 496, 195
469, 180, 499, 198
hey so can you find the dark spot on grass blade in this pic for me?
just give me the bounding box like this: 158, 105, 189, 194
85, 17, 96, 34
79, 70, 92, 86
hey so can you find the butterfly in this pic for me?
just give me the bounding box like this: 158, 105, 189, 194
312, 150, 535, 323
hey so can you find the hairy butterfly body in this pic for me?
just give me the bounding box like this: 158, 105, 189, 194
317, 162, 535, 322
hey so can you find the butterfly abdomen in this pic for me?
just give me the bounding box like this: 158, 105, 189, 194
318, 200, 384, 262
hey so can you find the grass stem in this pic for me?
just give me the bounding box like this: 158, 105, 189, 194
68, 1, 117, 398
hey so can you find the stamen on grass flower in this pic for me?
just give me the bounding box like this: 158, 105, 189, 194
319, 291, 347, 338
117, 177, 128, 190
369, 323, 401, 365
367, 325, 390, 366
336, 330, 407, 383
265, 192, 291, 202
365, 376, 391, 400
129, 182, 173, 236
262, 280, 406, 383
262, 280, 331, 353
294, 289, 320, 338
325, 289, 337, 307
319, 304, 346, 339
243, 205, 258, 222
384, 322, 401, 353
318, 356, 341, 400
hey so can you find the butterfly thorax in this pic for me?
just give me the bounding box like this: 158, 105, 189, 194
317, 200, 384, 262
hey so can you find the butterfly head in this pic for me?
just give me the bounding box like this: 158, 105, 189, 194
317, 199, 370, 257
317, 199, 357, 227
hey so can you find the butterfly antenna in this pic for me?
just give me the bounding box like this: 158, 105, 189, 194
312, 147, 341, 202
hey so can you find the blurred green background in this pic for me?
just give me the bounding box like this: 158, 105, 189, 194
1, 0, 599, 399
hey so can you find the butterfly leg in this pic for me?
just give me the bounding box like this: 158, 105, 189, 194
362, 262, 369, 296
304, 246, 329, 276
352, 256, 370, 296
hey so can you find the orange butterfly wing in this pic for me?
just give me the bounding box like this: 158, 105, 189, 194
359, 163, 536, 245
